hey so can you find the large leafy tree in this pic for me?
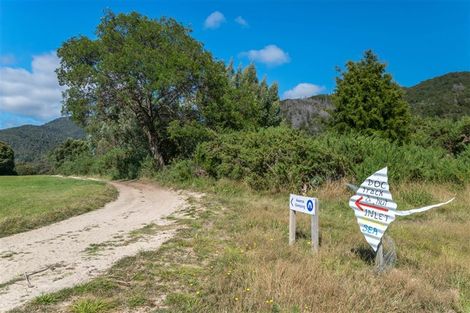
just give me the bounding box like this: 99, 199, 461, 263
57, 11, 222, 168
0, 141, 15, 175
332, 50, 411, 141
225, 63, 281, 129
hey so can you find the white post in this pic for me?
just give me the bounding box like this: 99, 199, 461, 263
289, 209, 296, 245
311, 199, 319, 252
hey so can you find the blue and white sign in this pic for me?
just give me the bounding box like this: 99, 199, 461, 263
289, 194, 317, 215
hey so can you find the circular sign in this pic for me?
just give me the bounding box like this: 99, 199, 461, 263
306, 200, 314, 212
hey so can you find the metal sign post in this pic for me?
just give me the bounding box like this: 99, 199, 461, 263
289, 194, 319, 252
375, 241, 384, 269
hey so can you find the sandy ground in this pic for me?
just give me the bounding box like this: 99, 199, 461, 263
0, 180, 186, 312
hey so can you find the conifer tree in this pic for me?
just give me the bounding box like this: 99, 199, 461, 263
332, 50, 411, 141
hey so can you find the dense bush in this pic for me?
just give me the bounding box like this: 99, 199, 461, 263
167, 121, 216, 159
195, 127, 469, 191
410, 116, 470, 155
51, 139, 147, 179
0, 141, 16, 175
15, 161, 51, 175
195, 127, 348, 191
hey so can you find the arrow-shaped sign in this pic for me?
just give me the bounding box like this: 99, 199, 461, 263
349, 167, 454, 252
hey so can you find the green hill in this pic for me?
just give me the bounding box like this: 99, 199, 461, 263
0, 117, 85, 163
281, 72, 470, 130
404, 71, 470, 118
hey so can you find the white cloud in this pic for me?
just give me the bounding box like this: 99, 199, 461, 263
235, 16, 248, 27
0, 52, 63, 122
0, 54, 16, 65
241, 45, 290, 67
204, 11, 226, 29
282, 83, 326, 99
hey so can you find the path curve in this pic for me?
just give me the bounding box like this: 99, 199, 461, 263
0, 180, 186, 312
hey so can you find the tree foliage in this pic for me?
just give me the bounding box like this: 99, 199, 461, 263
331, 50, 411, 141
57, 11, 280, 169
0, 141, 15, 175
51, 139, 90, 168
57, 11, 220, 168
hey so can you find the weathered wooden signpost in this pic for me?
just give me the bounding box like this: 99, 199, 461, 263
348, 167, 454, 269
289, 194, 319, 252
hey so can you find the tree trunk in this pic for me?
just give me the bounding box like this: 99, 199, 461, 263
145, 128, 165, 169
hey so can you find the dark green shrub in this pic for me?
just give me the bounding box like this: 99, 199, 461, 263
410, 116, 470, 155
92, 147, 146, 179
167, 121, 216, 159
195, 127, 469, 191
195, 127, 347, 191
0, 141, 15, 175
317, 132, 469, 184
51, 139, 90, 168
15, 163, 38, 175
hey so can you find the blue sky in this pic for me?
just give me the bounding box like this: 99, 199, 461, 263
1, 0, 469, 129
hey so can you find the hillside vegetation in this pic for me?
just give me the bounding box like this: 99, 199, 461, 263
404, 72, 470, 118
0, 117, 85, 163
281, 72, 470, 133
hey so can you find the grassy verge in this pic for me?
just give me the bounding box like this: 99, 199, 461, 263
0, 175, 118, 237
10, 177, 470, 313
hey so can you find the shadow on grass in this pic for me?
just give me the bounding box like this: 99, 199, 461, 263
351, 246, 375, 265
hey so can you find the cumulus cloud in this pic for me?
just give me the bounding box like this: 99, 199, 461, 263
241, 45, 290, 67
235, 16, 248, 27
204, 11, 226, 29
282, 83, 326, 99
0, 52, 63, 122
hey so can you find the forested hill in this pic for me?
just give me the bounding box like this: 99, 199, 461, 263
404, 71, 470, 118
281, 71, 470, 132
0, 117, 85, 162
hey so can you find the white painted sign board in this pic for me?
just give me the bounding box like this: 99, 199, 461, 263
289, 194, 316, 215
349, 167, 454, 252
289, 194, 319, 252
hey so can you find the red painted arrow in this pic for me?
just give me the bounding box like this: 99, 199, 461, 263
355, 196, 389, 212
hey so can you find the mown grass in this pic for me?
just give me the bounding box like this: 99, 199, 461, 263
0, 176, 117, 237
10, 178, 470, 313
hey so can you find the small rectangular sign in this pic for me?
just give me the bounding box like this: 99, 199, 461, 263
290, 194, 316, 215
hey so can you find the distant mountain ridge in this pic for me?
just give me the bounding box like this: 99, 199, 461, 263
281, 72, 470, 132
0, 117, 85, 162
404, 72, 470, 118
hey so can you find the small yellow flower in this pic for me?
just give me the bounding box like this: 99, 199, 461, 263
269, 299, 274, 303
196, 291, 200, 295
245, 288, 250, 291
235, 297, 239, 301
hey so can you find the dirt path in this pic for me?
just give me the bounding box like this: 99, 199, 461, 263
0, 180, 186, 312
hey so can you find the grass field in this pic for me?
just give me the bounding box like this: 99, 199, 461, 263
0, 176, 117, 237
11, 177, 470, 313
